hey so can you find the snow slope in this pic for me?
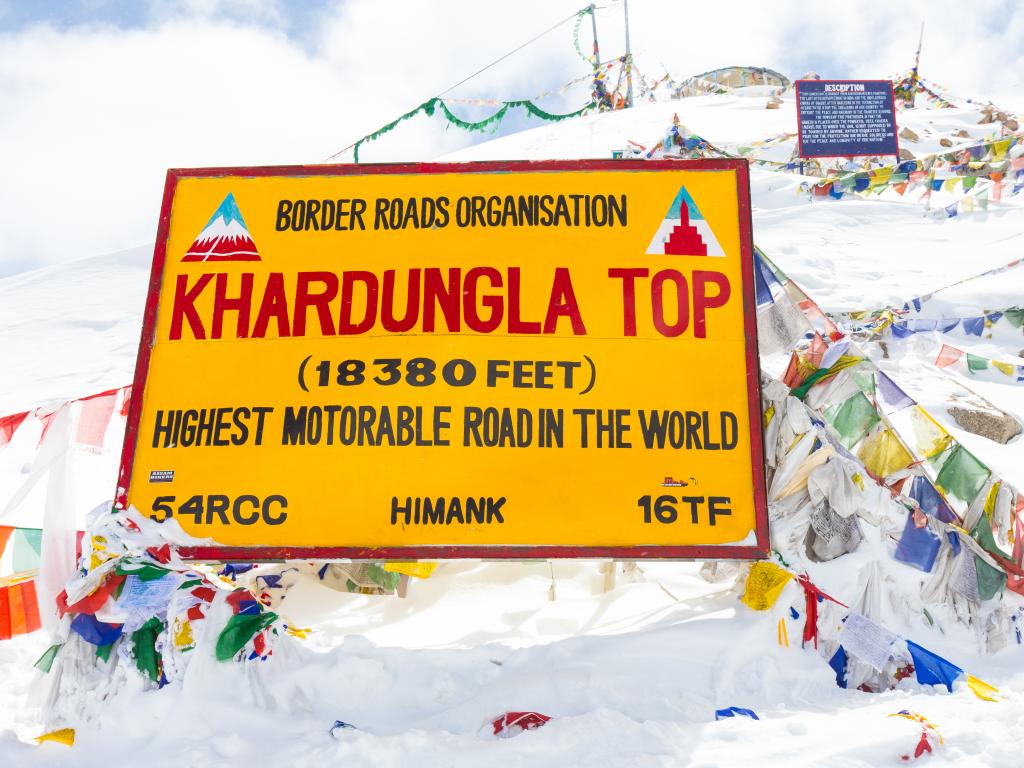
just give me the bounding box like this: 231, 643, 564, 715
0, 245, 149, 414
3, 90, 1024, 767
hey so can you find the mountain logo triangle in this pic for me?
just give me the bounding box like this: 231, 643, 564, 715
645, 186, 724, 257
182, 193, 260, 262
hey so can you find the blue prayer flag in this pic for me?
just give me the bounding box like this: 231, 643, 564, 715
876, 371, 915, 413
910, 476, 958, 524
961, 316, 985, 337
905, 640, 963, 692
828, 645, 848, 689
715, 707, 760, 721
894, 512, 941, 573
71, 613, 124, 647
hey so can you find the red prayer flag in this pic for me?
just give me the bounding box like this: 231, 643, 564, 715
119, 386, 132, 417
0, 412, 29, 447
75, 392, 117, 450
807, 333, 827, 368
781, 353, 805, 388
934, 344, 964, 369
0, 577, 41, 639
57, 575, 125, 618
0, 586, 10, 640
18, 580, 41, 635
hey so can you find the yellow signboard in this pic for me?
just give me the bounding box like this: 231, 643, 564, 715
118, 159, 768, 559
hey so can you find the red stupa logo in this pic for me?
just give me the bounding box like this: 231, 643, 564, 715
646, 186, 724, 257
183, 193, 260, 262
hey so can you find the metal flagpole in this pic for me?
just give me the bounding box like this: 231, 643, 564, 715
913, 21, 924, 76
589, 3, 601, 68
624, 0, 634, 107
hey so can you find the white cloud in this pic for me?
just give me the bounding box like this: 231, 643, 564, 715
0, 0, 1022, 274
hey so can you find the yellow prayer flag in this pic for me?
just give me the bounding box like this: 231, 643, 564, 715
383, 562, 438, 579
173, 617, 194, 649
858, 428, 914, 479
763, 403, 775, 429
966, 674, 1001, 702
740, 561, 793, 611
910, 406, 952, 459
992, 360, 1015, 377
943, 178, 960, 193
36, 728, 75, 747
993, 139, 1011, 160
984, 482, 1002, 519
870, 168, 892, 187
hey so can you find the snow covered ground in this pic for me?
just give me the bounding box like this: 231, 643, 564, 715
3, 89, 1024, 766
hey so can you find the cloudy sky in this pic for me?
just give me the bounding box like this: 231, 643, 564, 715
1, 0, 1021, 276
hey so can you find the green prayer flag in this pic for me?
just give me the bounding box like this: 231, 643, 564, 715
215, 611, 277, 662
972, 510, 1010, 560
966, 353, 989, 373
367, 563, 401, 592
935, 444, 991, 503
132, 617, 163, 682
96, 641, 116, 663
34, 644, 62, 674
116, 560, 171, 581
790, 355, 861, 401
1002, 308, 1024, 328
853, 370, 876, 398
963, 176, 978, 190
13, 528, 42, 572
974, 555, 1006, 601
824, 392, 880, 448
178, 579, 203, 590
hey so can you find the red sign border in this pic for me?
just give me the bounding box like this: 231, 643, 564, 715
795, 79, 900, 160
117, 158, 769, 561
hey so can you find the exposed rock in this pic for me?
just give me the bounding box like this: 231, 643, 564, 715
1004, 118, 1019, 132
899, 148, 915, 162
899, 127, 919, 142
939, 137, 953, 147
956, 129, 972, 138
949, 405, 1021, 444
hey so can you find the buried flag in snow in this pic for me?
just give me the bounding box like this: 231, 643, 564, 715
329, 720, 357, 737
183, 193, 260, 262
646, 185, 724, 257
714, 706, 760, 721
492, 711, 551, 737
